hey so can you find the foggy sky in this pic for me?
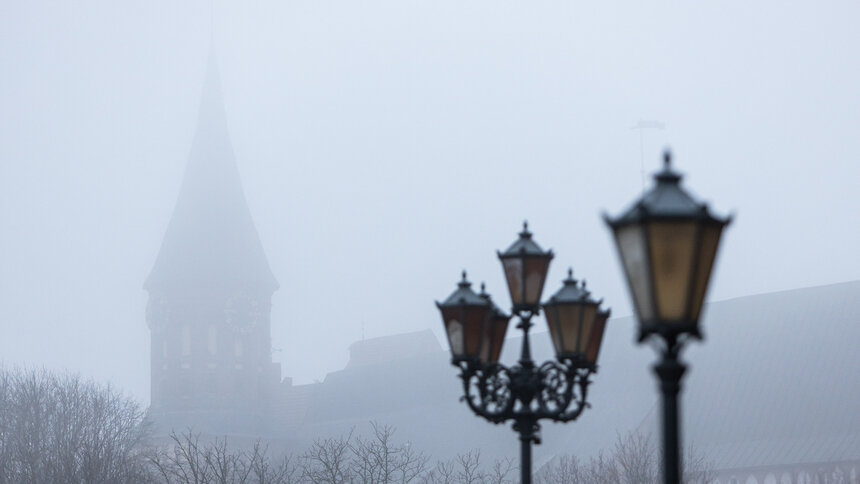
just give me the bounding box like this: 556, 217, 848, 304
1, 0, 858, 403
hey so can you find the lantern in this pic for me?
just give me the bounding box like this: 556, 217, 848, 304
605, 151, 730, 340
436, 271, 493, 362
497, 222, 554, 313
543, 269, 609, 366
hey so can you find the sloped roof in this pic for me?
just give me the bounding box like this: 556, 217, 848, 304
626, 281, 860, 472
284, 281, 860, 470
679, 281, 860, 471
346, 329, 442, 368
145, 53, 277, 294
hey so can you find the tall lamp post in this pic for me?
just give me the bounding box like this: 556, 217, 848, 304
605, 151, 731, 484
435, 224, 610, 484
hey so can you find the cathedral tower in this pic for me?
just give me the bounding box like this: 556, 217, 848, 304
145, 54, 281, 435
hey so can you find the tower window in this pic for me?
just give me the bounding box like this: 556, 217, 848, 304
208, 325, 217, 356
234, 339, 243, 358
182, 325, 191, 356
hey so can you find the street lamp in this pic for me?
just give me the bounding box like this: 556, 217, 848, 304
605, 151, 731, 484
436, 223, 610, 484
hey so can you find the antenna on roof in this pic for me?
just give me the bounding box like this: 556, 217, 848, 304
631, 120, 666, 192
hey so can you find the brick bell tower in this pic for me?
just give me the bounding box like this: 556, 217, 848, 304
145, 52, 281, 436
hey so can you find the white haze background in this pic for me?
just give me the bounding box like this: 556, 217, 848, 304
1, 1, 858, 403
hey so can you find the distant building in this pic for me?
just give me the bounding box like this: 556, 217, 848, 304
145, 53, 284, 436
266, 283, 860, 481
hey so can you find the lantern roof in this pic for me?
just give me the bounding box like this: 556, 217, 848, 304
545, 269, 602, 306
499, 222, 553, 258
437, 272, 490, 308
607, 151, 730, 226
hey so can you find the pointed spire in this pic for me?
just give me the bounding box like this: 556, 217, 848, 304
145, 52, 278, 294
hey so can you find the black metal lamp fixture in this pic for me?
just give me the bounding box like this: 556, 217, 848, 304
497, 222, 554, 313
436, 271, 495, 363
543, 269, 611, 369
436, 223, 610, 484
605, 150, 730, 484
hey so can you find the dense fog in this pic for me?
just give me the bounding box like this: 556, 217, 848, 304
1, 0, 858, 426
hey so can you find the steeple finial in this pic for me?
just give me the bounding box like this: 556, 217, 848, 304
208, 0, 216, 45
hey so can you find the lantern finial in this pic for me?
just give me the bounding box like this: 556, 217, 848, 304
520, 220, 532, 238
561, 268, 578, 287
460, 270, 470, 287
656, 149, 682, 184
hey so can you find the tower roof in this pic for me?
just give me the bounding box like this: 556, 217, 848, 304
145, 53, 278, 294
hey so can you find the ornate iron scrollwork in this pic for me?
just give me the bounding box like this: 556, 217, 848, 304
457, 356, 592, 427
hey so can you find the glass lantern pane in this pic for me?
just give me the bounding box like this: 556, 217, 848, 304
479, 335, 490, 363
648, 222, 697, 321
544, 307, 564, 356
690, 224, 723, 321
585, 314, 608, 365
463, 306, 488, 358
524, 257, 551, 306
445, 318, 464, 356
485, 319, 510, 364
616, 225, 655, 321
557, 305, 581, 356
502, 258, 524, 305
576, 305, 597, 354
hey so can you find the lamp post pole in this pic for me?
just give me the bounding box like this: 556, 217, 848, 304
656, 337, 685, 484
606, 150, 731, 484
436, 225, 611, 484
512, 315, 537, 484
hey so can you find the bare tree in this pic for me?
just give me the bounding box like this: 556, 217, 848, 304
349, 422, 428, 484
420, 450, 514, 484
455, 450, 485, 484
147, 429, 300, 484
0, 369, 14, 480
421, 459, 456, 484
582, 452, 620, 484
301, 430, 354, 484
244, 442, 300, 484
535, 431, 713, 484
487, 456, 516, 484
681, 443, 715, 484
0, 366, 151, 483
148, 430, 213, 483
535, 455, 586, 484
614, 431, 658, 484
